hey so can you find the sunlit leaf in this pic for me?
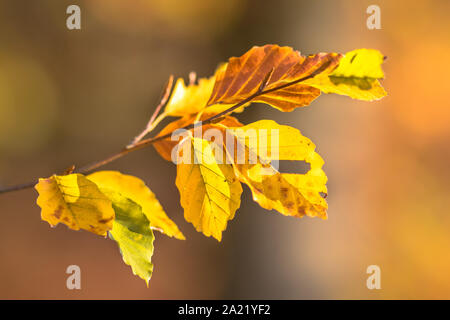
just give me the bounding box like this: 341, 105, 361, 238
175, 136, 242, 241
303, 48, 387, 100
101, 188, 155, 285
221, 120, 328, 218
207, 44, 342, 111
163, 66, 242, 118
35, 174, 115, 236
153, 114, 242, 162
87, 170, 185, 240
164, 76, 216, 117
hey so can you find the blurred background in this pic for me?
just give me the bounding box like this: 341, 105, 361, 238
0, 0, 449, 299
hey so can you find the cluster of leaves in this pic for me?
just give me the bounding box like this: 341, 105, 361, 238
34, 45, 386, 284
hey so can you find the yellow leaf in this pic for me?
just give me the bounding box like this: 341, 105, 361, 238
222, 120, 328, 218
35, 174, 115, 236
235, 165, 327, 219
332, 48, 385, 79
164, 76, 215, 117
207, 44, 342, 111
163, 67, 240, 118
175, 137, 242, 241
303, 48, 387, 100
87, 170, 185, 240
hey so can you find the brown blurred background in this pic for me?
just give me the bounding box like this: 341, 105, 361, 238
0, 0, 449, 299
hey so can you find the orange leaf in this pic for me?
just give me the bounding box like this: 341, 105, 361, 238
207, 44, 342, 111
153, 114, 242, 161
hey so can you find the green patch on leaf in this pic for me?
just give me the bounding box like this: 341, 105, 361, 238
102, 189, 155, 285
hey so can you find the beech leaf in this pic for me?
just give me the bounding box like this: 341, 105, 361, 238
175, 137, 242, 241
222, 120, 328, 218
207, 44, 342, 111
87, 171, 185, 240
153, 114, 242, 162
303, 48, 387, 100
101, 188, 155, 285
35, 174, 115, 236
163, 68, 243, 118
164, 76, 216, 117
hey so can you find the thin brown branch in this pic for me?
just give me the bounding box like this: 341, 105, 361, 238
0, 67, 326, 195
128, 75, 174, 147
0, 181, 37, 194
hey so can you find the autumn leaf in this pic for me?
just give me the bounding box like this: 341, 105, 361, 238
303, 48, 387, 100
153, 114, 197, 161
35, 174, 115, 236
153, 114, 242, 162
220, 120, 328, 218
175, 136, 242, 241
234, 165, 328, 219
207, 44, 342, 111
101, 188, 155, 285
164, 75, 216, 117
87, 170, 185, 240
163, 67, 244, 118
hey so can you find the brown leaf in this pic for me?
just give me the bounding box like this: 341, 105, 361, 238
207, 44, 342, 112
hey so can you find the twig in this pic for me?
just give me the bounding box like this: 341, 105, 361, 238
0, 181, 37, 194
0, 66, 329, 195
188, 71, 197, 85
128, 75, 174, 147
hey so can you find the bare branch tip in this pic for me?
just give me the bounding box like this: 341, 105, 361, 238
188, 71, 197, 85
